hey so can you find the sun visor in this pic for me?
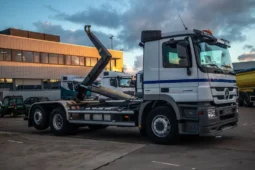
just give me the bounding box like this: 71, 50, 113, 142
141, 30, 161, 43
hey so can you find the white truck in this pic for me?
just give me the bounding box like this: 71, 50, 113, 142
60, 71, 135, 100
27, 25, 238, 144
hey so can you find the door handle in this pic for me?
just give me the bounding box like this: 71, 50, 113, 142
161, 88, 169, 93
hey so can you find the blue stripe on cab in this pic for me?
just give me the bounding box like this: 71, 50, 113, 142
143, 79, 236, 84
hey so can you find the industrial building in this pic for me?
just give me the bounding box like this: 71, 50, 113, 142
0, 28, 123, 100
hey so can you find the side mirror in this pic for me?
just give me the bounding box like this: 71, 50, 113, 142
177, 42, 190, 67
110, 78, 118, 87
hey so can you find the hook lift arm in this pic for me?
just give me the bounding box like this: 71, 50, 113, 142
76, 25, 112, 101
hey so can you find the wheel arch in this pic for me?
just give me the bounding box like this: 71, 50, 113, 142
139, 95, 180, 130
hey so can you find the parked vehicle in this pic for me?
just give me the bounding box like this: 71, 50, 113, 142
236, 68, 255, 107
27, 25, 238, 144
23, 97, 50, 120
0, 96, 25, 117
61, 71, 135, 100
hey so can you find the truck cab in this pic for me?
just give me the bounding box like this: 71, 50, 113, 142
100, 71, 135, 97
139, 29, 238, 135
27, 26, 238, 145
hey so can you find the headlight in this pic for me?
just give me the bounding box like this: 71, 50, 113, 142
207, 108, 216, 119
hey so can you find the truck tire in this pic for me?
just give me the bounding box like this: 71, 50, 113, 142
238, 93, 244, 106
50, 107, 77, 136
31, 105, 49, 130
139, 128, 147, 136
146, 106, 179, 144
88, 125, 108, 130
244, 93, 253, 107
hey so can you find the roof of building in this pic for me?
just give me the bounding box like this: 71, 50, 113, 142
0, 28, 60, 42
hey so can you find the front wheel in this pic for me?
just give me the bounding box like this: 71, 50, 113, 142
146, 106, 179, 145
50, 108, 77, 136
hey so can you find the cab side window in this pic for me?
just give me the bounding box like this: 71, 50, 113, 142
162, 40, 190, 68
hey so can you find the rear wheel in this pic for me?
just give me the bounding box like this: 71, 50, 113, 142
31, 105, 49, 130
146, 106, 179, 144
243, 93, 253, 107
50, 107, 77, 136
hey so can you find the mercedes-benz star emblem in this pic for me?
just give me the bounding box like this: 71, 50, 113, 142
224, 88, 229, 100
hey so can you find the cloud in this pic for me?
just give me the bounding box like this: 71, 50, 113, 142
45, 0, 255, 49
133, 55, 143, 70
33, 21, 121, 49
238, 53, 255, 61
45, 5, 60, 13
53, 4, 122, 29
243, 44, 255, 52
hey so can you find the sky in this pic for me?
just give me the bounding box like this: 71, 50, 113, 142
1, 0, 255, 71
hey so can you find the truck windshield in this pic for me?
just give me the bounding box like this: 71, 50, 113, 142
198, 42, 233, 71
119, 78, 134, 88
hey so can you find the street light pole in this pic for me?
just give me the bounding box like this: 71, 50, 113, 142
109, 35, 114, 49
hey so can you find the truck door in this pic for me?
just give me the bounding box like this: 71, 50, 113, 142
159, 36, 198, 102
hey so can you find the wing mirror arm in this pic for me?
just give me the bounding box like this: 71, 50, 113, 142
177, 42, 192, 76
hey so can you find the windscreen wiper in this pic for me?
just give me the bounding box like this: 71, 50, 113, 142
202, 64, 223, 73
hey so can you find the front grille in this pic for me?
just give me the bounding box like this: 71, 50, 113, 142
216, 95, 234, 100
215, 87, 234, 91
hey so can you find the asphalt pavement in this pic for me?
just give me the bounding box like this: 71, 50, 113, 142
0, 107, 254, 170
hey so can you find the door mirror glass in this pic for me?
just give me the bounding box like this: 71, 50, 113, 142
110, 78, 118, 87
177, 42, 190, 67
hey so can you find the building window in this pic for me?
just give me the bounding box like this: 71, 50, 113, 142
0, 49, 4, 60
106, 63, 110, 70
43, 79, 60, 89
12, 50, 23, 62
111, 59, 116, 69
58, 55, 64, 65
34, 52, 40, 63
41, 53, 49, 63
72, 56, 79, 65
23, 51, 33, 62
80, 57, 85, 66
0, 78, 4, 88
65, 55, 71, 65
0, 78, 13, 89
86, 58, 91, 66
91, 58, 97, 66
49, 53, 58, 64
4, 49, 12, 61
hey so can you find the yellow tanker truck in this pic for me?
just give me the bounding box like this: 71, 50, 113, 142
236, 68, 255, 107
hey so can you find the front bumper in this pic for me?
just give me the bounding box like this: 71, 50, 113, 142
199, 104, 238, 136
178, 104, 238, 135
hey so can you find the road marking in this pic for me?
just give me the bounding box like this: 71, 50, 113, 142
7, 140, 23, 144
152, 161, 180, 167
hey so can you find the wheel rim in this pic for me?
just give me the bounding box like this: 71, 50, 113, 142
151, 115, 171, 137
53, 113, 63, 130
34, 109, 43, 125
